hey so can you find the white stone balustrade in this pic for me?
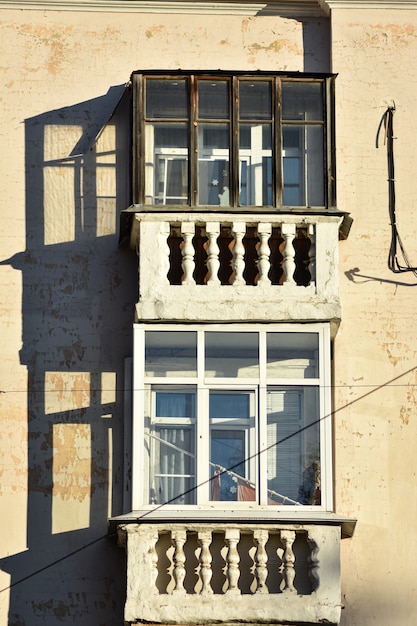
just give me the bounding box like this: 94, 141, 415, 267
180, 223, 195, 286
256, 222, 272, 286
129, 212, 343, 335
119, 521, 343, 625
281, 222, 297, 285
205, 222, 221, 286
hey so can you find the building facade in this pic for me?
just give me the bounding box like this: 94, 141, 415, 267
1, 1, 417, 625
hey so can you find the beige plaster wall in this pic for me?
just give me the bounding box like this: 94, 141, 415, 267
0, 7, 330, 625
331, 9, 417, 626
3, 4, 417, 625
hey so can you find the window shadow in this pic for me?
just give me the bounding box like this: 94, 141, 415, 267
255, 7, 331, 74
0, 86, 138, 624
301, 18, 331, 73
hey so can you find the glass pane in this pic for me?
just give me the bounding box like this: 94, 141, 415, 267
145, 331, 197, 377
282, 81, 323, 121
150, 426, 196, 504
198, 80, 229, 119
282, 125, 324, 207
306, 126, 325, 206
205, 332, 259, 377
156, 391, 196, 418
210, 393, 250, 419
282, 125, 303, 206
146, 78, 188, 119
210, 390, 255, 502
145, 123, 188, 205
239, 81, 272, 120
154, 124, 189, 148
210, 430, 252, 501
267, 332, 319, 379
198, 123, 230, 205
267, 387, 320, 506
239, 124, 272, 206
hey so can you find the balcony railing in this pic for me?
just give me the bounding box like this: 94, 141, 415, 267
128, 211, 343, 330
118, 521, 343, 625
167, 221, 314, 287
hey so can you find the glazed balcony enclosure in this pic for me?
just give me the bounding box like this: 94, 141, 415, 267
126, 211, 343, 332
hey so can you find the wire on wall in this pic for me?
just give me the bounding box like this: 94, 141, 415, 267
377, 103, 417, 277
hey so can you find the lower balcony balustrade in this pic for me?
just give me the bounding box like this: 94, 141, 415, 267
127, 212, 343, 330
117, 521, 344, 626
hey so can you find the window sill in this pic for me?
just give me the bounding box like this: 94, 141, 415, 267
110, 508, 356, 538
122, 202, 345, 216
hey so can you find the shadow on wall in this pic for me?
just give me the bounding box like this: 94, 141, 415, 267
301, 17, 331, 72
0, 85, 137, 625
0, 19, 331, 620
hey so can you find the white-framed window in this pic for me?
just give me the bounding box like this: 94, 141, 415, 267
132, 71, 336, 210
132, 323, 333, 512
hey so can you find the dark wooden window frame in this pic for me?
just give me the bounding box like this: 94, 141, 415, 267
131, 70, 336, 213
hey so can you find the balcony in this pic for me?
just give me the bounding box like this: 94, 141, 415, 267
126, 211, 343, 333
116, 518, 350, 626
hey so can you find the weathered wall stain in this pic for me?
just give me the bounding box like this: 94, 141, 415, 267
19, 23, 74, 74
346, 21, 417, 48
248, 39, 301, 55
145, 25, 166, 38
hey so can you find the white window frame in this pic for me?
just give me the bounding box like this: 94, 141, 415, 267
132, 322, 333, 512
154, 151, 189, 204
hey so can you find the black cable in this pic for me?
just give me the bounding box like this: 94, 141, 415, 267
0, 533, 116, 594
1, 363, 417, 594
377, 104, 417, 277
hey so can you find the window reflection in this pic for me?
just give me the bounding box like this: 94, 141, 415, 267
205, 332, 259, 377
209, 390, 255, 502
267, 387, 320, 506
267, 332, 319, 379
145, 331, 197, 377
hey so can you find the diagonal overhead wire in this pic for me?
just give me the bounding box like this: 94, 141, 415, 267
1, 363, 416, 595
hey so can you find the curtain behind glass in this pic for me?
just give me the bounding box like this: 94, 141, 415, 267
151, 426, 195, 505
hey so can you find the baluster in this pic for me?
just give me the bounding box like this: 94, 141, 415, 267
253, 529, 269, 594
205, 222, 220, 285
307, 534, 320, 591
281, 530, 296, 592
198, 531, 213, 595
308, 223, 316, 285
181, 223, 195, 285
256, 223, 272, 286
160, 221, 171, 285
231, 222, 246, 286
149, 529, 159, 594
225, 529, 241, 594
172, 530, 187, 595
281, 223, 296, 284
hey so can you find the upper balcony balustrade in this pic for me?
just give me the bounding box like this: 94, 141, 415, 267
127, 211, 343, 331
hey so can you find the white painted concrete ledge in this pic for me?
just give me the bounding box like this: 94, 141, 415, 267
1, 0, 416, 14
